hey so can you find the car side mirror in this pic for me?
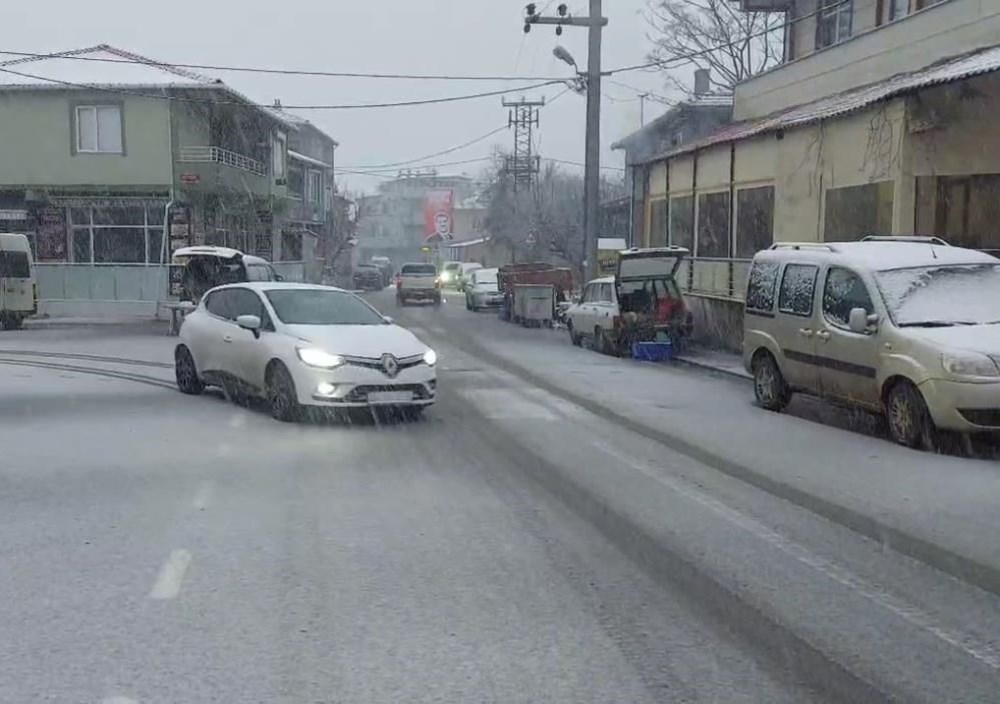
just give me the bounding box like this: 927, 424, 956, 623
237, 314, 262, 338
848, 307, 874, 334
383, 315, 394, 324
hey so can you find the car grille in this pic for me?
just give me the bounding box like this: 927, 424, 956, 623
344, 384, 432, 402
343, 355, 424, 373
957, 409, 1000, 427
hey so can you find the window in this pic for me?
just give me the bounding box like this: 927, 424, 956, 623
889, 0, 908, 21
816, 0, 852, 49
823, 182, 893, 241
265, 289, 386, 326
599, 283, 614, 303
68, 205, 164, 263
287, 166, 305, 200
76, 105, 122, 154
307, 170, 323, 206
230, 287, 266, 318
778, 264, 818, 316
0, 251, 31, 278
746, 260, 780, 313
281, 230, 303, 261
670, 195, 694, 249
697, 192, 730, 258
205, 289, 236, 320
736, 186, 774, 258
823, 267, 874, 328
648, 199, 668, 248
918, 174, 1000, 251
273, 132, 286, 179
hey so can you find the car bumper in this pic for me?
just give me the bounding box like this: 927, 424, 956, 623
917, 377, 1000, 432
287, 361, 437, 407
472, 293, 503, 307
399, 289, 440, 300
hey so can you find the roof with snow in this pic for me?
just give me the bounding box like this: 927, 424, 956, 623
611, 94, 733, 153
637, 44, 1000, 165
0, 44, 295, 127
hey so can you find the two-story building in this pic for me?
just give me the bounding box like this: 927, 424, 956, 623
630, 0, 1000, 348
0, 44, 337, 315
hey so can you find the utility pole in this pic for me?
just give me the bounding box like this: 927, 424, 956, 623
524, 1, 606, 279
639, 93, 648, 127
502, 97, 544, 192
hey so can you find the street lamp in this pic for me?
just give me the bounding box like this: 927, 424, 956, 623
552, 45, 577, 68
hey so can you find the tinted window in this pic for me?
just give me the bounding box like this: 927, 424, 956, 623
0, 250, 31, 278
778, 264, 818, 317
265, 289, 386, 325
823, 268, 874, 328
746, 260, 779, 312
230, 288, 266, 318
205, 289, 235, 320
401, 264, 436, 275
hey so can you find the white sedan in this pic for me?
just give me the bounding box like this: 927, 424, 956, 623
174, 282, 437, 421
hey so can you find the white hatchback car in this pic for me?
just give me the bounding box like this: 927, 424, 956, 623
175, 282, 437, 421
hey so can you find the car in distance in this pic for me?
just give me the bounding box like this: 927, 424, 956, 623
174, 282, 437, 421
743, 237, 1000, 448
465, 267, 502, 311
396, 262, 441, 306
439, 261, 462, 288
352, 264, 384, 291
456, 262, 483, 292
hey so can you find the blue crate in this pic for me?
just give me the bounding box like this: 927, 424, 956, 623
631, 341, 673, 362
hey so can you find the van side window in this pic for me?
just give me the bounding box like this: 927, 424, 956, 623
0, 251, 31, 278
599, 283, 614, 303
745, 260, 779, 312
777, 264, 818, 317
823, 267, 874, 328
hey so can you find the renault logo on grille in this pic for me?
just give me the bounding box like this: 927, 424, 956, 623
380, 353, 399, 378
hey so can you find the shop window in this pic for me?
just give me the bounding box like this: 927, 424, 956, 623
669, 195, 694, 249
823, 182, 893, 241
93, 228, 145, 263
696, 191, 730, 258
648, 199, 668, 247
736, 186, 774, 258
67, 205, 164, 263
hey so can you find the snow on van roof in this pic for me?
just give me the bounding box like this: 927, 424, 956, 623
760, 241, 998, 271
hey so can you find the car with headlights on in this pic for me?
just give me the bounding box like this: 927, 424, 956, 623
465, 267, 502, 311
743, 237, 1000, 448
174, 282, 437, 421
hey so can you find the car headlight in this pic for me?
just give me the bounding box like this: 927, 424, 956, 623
423, 348, 438, 366
941, 351, 1000, 378
297, 347, 345, 369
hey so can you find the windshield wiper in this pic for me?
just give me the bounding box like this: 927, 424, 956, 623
899, 320, 976, 328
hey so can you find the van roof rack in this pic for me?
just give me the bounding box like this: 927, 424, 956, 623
860, 235, 950, 246
768, 243, 838, 252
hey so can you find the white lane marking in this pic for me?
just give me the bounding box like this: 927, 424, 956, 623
149, 549, 192, 600
192, 481, 214, 510
591, 439, 1000, 671
457, 388, 556, 420
103, 697, 138, 704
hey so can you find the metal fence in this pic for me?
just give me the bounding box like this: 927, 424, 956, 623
676, 257, 753, 301
179, 146, 266, 177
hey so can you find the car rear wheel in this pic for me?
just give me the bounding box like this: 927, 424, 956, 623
752, 351, 790, 411
568, 321, 582, 346
886, 380, 933, 449
175, 345, 204, 395
267, 363, 301, 422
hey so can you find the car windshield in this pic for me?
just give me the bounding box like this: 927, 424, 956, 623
264, 289, 386, 325
401, 264, 436, 275
875, 263, 1000, 326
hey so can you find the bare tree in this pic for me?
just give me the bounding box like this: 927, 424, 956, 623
645, 0, 784, 95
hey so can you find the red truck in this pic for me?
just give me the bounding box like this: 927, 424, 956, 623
497, 263, 574, 322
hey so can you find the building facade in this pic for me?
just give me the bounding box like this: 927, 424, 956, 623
632, 0, 1000, 348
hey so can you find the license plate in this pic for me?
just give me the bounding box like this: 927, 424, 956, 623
367, 390, 413, 404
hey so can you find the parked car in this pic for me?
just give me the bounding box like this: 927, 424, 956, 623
172, 246, 280, 304
174, 282, 437, 421
465, 268, 502, 311
743, 236, 1000, 448
0, 233, 36, 330
396, 262, 441, 306
370, 256, 393, 286
439, 261, 462, 288
456, 262, 483, 292
352, 264, 384, 291
565, 247, 692, 354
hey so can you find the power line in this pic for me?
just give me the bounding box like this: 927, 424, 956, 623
0, 64, 564, 110
0, 48, 564, 82
340, 126, 508, 170
337, 156, 495, 175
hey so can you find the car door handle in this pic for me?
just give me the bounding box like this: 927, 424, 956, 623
223, 334, 233, 343
816, 330, 831, 342
798, 328, 814, 338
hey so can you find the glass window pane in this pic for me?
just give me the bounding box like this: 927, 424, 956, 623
823, 267, 874, 327
92, 206, 146, 226
746, 260, 780, 312
77, 107, 97, 151
97, 106, 122, 153
93, 227, 144, 263
69, 208, 91, 226
72, 229, 92, 262
778, 264, 818, 316
736, 186, 775, 258
697, 192, 730, 258
670, 196, 694, 250
649, 199, 668, 248
147, 228, 164, 264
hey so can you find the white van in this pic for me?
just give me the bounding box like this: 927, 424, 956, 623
743, 237, 1000, 448
0, 233, 36, 330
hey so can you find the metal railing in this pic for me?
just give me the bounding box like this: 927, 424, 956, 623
677, 257, 753, 301
179, 146, 266, 177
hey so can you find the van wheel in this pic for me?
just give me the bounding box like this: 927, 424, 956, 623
886, 381, 932, 449
752, 351, 790, 411
1, 314, 22, 330
568, 321, 582, 346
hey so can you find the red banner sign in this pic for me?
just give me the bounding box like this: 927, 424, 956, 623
423, 190, 454, 242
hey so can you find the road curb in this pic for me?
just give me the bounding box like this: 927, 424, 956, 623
439, 326, 1000, 601
673, 354, 752, 381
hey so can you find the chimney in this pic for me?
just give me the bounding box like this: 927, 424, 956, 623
694, 69, 710, 97
273, 99, 282, 108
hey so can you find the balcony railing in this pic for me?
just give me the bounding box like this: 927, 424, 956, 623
179, 146, 266, 177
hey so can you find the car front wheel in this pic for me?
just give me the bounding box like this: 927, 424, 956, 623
752, 351, 790, 411
886, 381, 932, 449
175, 345, 204, 395
267, 363, 301, 422
568, 321, 582, 346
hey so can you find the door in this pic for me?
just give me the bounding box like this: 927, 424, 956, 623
774, 263, 821, 393
595, 282, 616, 333
816, 267, 880, 407
572, 283, 597, 335
226, 287, 272, 390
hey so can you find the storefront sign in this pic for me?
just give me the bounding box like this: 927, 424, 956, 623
34, 207, 67, 261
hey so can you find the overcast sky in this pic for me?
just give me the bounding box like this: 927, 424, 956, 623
12, 0, 685, 194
